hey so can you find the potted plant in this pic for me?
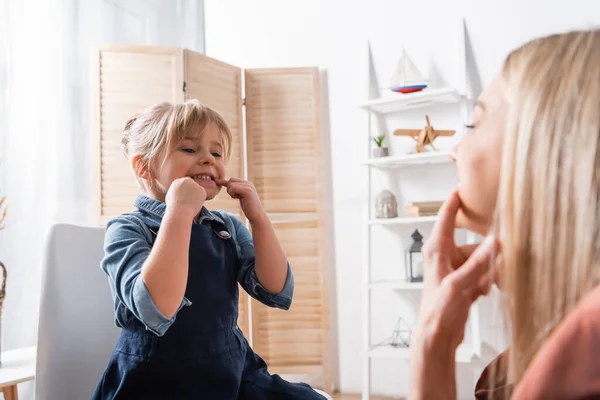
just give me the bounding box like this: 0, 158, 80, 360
372, 134, 389, 158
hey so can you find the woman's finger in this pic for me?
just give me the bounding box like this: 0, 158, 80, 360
456, 243, 480, 265
448, 236, 499, 292
430, 189, 461, 240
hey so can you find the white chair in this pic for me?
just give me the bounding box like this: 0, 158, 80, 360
34, 223, 333, 399
314, 388, 334, 399
35, 224, 119, 400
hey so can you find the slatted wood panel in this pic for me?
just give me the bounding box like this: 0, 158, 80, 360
245, 69, 321, 213
93, 45, 183, 224
245, 68, 330, 388
253, 220, 325, 363
183, 50, 249, 337
184, 50, 244, 217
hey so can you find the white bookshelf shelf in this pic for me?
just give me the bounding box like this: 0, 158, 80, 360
367, 344, 476, 363
369, 216, 438, 225
361, 87, 461, 115
364, 151, 453, 169
368, 279, 424, 290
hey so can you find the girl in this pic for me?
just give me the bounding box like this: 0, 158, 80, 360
408, 29, 600, 399
92, 100, 327, 399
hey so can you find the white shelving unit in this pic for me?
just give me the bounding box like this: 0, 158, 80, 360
360, 87, 461, 114
368, 279, 424, 290
368, 215, 438, 226
361, 20, 489, 400
363, 150, 453, 169
367, 343, 477, 363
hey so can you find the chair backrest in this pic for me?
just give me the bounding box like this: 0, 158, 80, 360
35, 223, 119, 400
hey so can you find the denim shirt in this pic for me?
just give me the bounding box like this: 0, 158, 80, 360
101, 195, 294, 337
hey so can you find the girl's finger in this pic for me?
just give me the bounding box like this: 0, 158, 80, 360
227, 185, 239, 198
448, 236, 499, 292
430, 189, 461, 241
215, 178, 230, 186
227, 183, 249, 199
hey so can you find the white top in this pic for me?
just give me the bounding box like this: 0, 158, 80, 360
0, 346, 36, 388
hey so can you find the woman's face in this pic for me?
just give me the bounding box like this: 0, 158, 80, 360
453, 75, 509, 235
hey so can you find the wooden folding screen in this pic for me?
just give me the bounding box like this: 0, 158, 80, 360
182, 49, 244, 218
245, 68, 331, 387
93, 45, 331, 391
92, 46, 183, 225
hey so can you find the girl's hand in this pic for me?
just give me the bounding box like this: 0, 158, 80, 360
165, 177, 207, 220
417, 189, 500, 350
215, 178, 267, 223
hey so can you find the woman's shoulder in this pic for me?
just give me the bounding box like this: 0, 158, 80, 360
477, 285, 600, 399
513, 284, 600, 399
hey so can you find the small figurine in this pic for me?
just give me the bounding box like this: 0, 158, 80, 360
389, 49, 428, 94
375, 190, 398, 219
393, 115, 456, 153
389, 317, 412, 348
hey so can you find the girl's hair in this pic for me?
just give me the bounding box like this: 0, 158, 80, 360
492, 28, 600, 394
121, 99, 232, 185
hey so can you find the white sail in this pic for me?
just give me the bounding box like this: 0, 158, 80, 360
389, 49, 428, 89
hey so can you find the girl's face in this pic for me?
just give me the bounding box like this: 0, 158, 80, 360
453, 75, 509, 235
149, 122, 227, 202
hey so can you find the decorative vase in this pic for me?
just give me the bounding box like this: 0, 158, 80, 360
375, 189, 398, 219
372, 147, 389, 158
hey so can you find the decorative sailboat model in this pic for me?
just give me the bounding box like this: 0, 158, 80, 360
389, 49, 429, 94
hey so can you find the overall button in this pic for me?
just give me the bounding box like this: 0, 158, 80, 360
215, 229, 231, 239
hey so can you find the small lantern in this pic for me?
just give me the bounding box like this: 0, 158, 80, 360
405, 230, 424, 282
375, 189, 398, 219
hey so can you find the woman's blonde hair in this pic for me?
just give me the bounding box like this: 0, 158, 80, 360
494, 28, 600, 391
121, 99, 232, 185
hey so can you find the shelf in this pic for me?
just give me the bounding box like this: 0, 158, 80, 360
361, 87, 461, 114
369, 216, 438, 225
369, 279, 424, 290
364, 151, 453, 169
368, 343, 476, 363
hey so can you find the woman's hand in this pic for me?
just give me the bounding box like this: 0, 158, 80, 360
418, 188, 499, 348
408, 189, 499, 400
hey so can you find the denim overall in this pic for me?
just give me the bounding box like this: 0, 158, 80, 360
92, 211, 325, 399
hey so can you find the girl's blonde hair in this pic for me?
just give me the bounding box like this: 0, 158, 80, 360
493, 28, 600, 393
121, 99, 232, 184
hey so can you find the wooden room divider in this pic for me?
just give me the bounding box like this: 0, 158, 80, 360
92, 45, 333, 391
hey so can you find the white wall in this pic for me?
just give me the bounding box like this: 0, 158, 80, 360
205, 0, 600, 397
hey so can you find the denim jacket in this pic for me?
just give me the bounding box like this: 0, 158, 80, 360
101, 195, 294, 337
